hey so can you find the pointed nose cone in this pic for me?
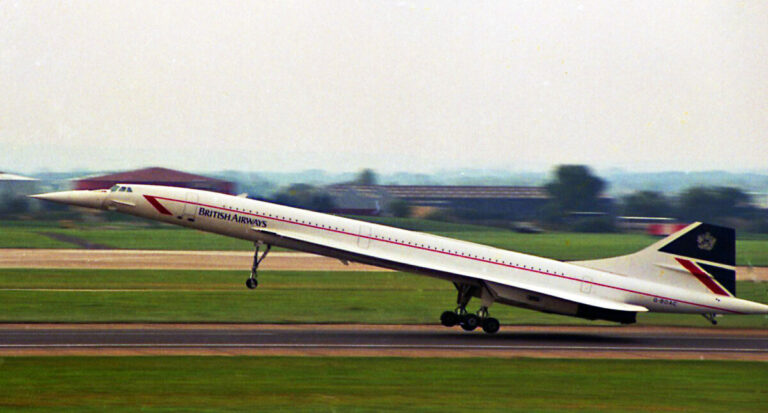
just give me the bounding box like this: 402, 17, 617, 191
30, 190, 107, 210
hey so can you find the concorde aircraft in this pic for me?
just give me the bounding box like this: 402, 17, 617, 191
32, 184, 768, 334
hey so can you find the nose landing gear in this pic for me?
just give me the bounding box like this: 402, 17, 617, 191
246, 241, 271, 289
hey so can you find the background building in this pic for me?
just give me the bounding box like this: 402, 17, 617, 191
327, 184, 554, 221
73, 167, 235, 194
324, 184, 388, 215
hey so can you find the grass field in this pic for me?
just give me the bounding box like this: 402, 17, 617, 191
0, 228, 76, 249
46, 227, 257, 250
2, 220, 766, 413
3, 218, 768, 265
0, 357, 765, 412
1, 268, 766, 327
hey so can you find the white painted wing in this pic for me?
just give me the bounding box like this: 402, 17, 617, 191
251, 227, 649, 314
488, 280, 649, 313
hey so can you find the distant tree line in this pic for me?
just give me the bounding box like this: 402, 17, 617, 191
541, 165, 766, 232
270, 169, 385, 212
7, 166, 766, 234
270, 165, 767, 232
272, 183, 336, 213
0, 193, 31, 217
621, 187, 760, 227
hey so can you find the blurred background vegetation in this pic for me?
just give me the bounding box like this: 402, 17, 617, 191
3, 165, 768, 235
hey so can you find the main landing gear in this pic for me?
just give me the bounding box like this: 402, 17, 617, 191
246, 242, 271, 289
440, 283, 500, 334
703, 313, 719, 325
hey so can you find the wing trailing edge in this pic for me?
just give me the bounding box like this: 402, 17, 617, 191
250, 225, 649, 316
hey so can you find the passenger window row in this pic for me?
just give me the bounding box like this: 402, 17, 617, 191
212, 203, 563, 276
359, 231, 563, 275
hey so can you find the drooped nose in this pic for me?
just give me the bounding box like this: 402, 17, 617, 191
29, 190, 107, 210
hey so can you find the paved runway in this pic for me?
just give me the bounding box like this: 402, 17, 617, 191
0, 249, 383, 271
1, 325, 766, 359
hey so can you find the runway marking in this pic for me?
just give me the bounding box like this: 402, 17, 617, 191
0, 344, 765, 352
2, 332, 765, 342
1, 332, 276, 336
1, 330, 765, 340
6, 250, 310, 257
0, 288, 232, 292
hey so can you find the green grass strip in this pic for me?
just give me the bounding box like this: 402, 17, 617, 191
0, 357, 765, 412
0, 268, 766, 327
0, 228, 75, 249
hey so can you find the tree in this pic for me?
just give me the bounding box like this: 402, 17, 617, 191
621, 191, 673, 217
355, 169, 378, 186
388, 199, 411, 218
273, 184, 336, 213
308, 192, 335, 213
545, 165, 606, 214
677, 186, 753, 224
0, 193, 31, 217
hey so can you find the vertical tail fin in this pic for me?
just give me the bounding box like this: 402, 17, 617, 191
573, 222, 736, 296
658, 223, 735, 295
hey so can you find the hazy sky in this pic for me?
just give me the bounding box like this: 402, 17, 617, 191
2, 1, 767, 174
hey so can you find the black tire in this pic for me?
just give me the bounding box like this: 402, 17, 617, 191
461, 314, 479, 331
482, 317, 500, 334
440, 311, 459, 327
246, 278, 258, 289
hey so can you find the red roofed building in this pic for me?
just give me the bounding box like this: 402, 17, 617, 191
73, 167, 234, 194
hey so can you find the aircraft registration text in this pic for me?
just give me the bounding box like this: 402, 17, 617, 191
653, 297, 677, 307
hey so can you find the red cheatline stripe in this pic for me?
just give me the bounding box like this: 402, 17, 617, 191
143, 195, 173, 216
675, 258, 730, 296
149, 194, 742, 314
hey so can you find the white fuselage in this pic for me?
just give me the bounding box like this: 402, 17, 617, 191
97, 184, 767, 318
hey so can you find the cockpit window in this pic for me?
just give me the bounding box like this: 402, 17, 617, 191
119, 187, 126, 192
110, 185, 119, 192
127, 187, 133, 193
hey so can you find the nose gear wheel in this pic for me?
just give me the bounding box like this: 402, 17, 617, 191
246, 242, 271, 289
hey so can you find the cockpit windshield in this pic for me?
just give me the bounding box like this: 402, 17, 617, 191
109, 185, 132, 193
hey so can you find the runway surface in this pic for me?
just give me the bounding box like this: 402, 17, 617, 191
1, 324, 766, 360
0, 249, 383, 271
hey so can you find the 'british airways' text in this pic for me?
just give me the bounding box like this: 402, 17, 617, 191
198, 207, 268, 227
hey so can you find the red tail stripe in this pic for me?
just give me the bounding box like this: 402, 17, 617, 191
675, 258, 730, 296
143, 195, 173, 216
